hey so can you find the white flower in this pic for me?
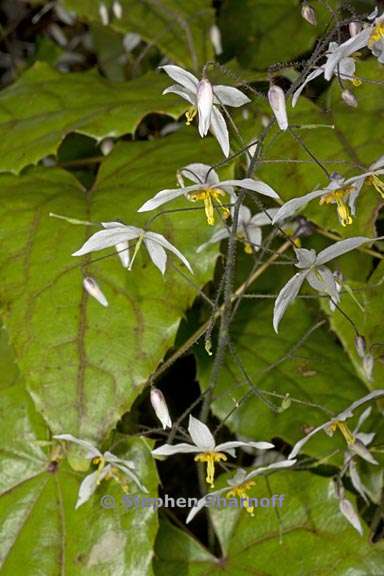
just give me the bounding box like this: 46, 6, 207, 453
186, 460, 296, 523
268, 85, 288, 130
98, 2, 109, 26
287, 390, 384, 460
72, 221, 192, 275
138, 162, 280, 226
209, 24, 223, 55
292, 41, 361, 107
273, 159, 384, 226
152, 415, 274, 487
197, 206, 279, 253
112, 0, 123, 20
83, 276, 108, 307
54, 434, 148, 508
150, 388, 172, 430
273, 237, 372, 332
160, 65, 250, 156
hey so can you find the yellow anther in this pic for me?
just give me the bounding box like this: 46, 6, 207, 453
325, 420, 355, 445
368, 22, 384, 48
185, 107, 197, 126
352, 77, 362, 87
226, 479, 256, 516
187, 187, 229, 225
194, 452, 227, 487
319, 187, 354, 226
368, 174, 384, 198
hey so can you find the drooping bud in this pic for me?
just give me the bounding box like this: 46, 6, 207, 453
100, 138, 114, 156
123, 33, 141, 52
197, 78, 213, 137
301, 2, 317, 26
339, 499, 363, 534
98, 2, 109, 26
342, 89, 358, 108
349, 21, 362, 37
112, 0, 123, 19
362, 353, 374, 381
209, 24, 223, 55
83, 277, 109, 307
150, 388, 172, 429
354, 334, 367, 358
268, 85, 288, 131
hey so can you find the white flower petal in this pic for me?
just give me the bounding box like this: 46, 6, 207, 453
349, 461, 369, 503
186, 487, 228, 524
315, 236, 371, 266
273, 272, 307, 333
75, 470, 100, 509
210, 105, 230, 157
215, 440, 274, 453
337, 390, 384, 421
288, 421, 331, 459
324, 29, 371, 81
292, 68, 324, 107
250, 208, 280, 227
197, 79, 213, 137
339, 498, 363, 534
294, 247, 317, 269
152, 443, 199, 457
53, 434, 101, 459
145, 231, 193, 273
137, 184, 201, 212
213, 85, 250, 107
245, 225, 262, 250
273, 189, 325, 223
144, 238, 168, 275
219, 178, 280, 199
113, 463, 148, 492
196, 227, 229, 253
160, 64, 199, 93
188, 415, 215, 451
181, 163, 219, 186
246, 459, 297, 481
306, 266, 339, 301
349, 439, 378, 465
73, 226, 142, 256
162, 84, 195, 105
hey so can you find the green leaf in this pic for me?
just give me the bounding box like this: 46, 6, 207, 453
0, 63, 187, 174
0, 130, 225, 441
62, 0, 214, 69
196, 265, 369, 460
154, 471, 384, 575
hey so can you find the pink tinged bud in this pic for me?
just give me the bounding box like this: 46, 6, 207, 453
341, 89, 358, 108
150, 389, 172, 429
112, 1, 123, 19
268, 85, 288, 131
363, 354, 374, 381
197, 78, 213, 137
349, 21, 362, 37
99, 2, 109, 26
83, 277, 109, 307
100, 138, 114, 156
301, 3, 317, 26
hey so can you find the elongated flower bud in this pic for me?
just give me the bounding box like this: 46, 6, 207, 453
268, 85, 288, 131
197, 78, 213, 137
83, 277, 108, 307
342, 89, 358, 108
354, 335, 367, 358
362, 354, 374, 381
150, 388, 172, 429
349, 21, 362, 37
209, 25, 223, 55
112, 1, 123, 19
301, 3, 317, 26
99, 2, 109, 26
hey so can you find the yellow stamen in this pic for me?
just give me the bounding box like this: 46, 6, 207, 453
226, 479, 256, 516
92, 456, 106, 484
368, 174, 384, 198
319, 187, 354, 226
352, 77, 362, 87
185, 107, 197, 126
194, 452, 227, 487
187, 187, 229, 225
325, 421, 355, 445
244, 242, 253, 254
368, 22, 384, 48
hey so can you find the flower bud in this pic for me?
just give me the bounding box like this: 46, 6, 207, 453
301, 3, 317, 26
112, 1, 123, 19
83, 277, 109, 307
98, 2, 109, 26
339, 498, 363, 534
100, 138, 114, 156
349, 21, 362, 37
197, 78, 213, 137
341, 89, 358, 108
268, 85, 288, 131
362, 353, 374, 381
354, 335, 367, 358
209, 24, 223, 55
150, 388, 172, 429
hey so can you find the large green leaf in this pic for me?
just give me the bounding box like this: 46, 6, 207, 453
62, 0, 214, 70
154, 471, 384, 575
0, 131, 223, 441
196, 262, 370, 460
0, 63, 186, 174
0, 320, 159, 575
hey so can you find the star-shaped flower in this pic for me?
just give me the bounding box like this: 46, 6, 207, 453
138, 163, 280, 226
185, 460, 296, 523
273, 237, 371, 332
160, 65, 250, 156
54, 434, 148, 508
72, 221, 192, 275
152, 415, 274, 487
